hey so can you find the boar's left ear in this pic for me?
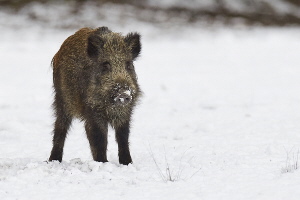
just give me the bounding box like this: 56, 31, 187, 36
125, 32, 141, 60
87, 34, 104, 59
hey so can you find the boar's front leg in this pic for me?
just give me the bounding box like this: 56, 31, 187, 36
85, 118, 108, 163
115, 121, 132, 165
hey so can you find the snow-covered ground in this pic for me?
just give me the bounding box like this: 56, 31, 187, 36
1, 9, 300, 200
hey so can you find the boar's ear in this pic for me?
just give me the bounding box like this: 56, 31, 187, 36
125, 32, 141, 60
87, 34, 104, 59
95, 26, 112, 35
87, 27, 111, 58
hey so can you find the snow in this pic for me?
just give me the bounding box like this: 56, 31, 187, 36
1, 7, 300, 200
124, 90, 131, 96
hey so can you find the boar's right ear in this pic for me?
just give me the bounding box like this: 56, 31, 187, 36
87, 27, 111, 58
87, 34, 104, 59
94, 26, 111, 35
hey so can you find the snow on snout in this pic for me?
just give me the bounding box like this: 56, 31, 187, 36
124, 90, 131, 96
114, 90, 132, 103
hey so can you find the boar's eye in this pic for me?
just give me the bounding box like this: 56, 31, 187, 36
101, 61, 111, 73
126, 61, 134, 72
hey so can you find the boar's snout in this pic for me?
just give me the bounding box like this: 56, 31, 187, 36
112, 83, 134, 106
114, 92, 132, 105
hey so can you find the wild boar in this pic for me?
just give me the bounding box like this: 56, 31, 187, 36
49, 27, 141, 165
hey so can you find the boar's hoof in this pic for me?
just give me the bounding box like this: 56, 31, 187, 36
119, 153, 132, 165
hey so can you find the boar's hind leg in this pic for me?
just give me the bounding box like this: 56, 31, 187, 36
85, 120, 108, 163
49, 95, 72, 162
115, 121, 132, 165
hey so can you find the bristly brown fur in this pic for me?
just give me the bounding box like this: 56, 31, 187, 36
49, 27, 142, 165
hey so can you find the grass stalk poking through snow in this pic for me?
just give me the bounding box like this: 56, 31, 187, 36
148, 145, 201, 182
281, 147, 299, 173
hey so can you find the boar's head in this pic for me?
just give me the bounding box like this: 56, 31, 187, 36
86, 27, 142, 126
